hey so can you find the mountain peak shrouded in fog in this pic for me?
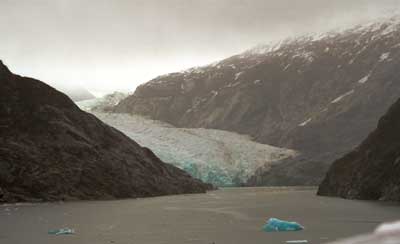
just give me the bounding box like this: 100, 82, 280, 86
1, 0, 399, 93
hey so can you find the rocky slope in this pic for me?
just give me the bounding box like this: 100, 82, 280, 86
318, 97, 400, 201
0, 60, 210, 203
115, 17, 400, 185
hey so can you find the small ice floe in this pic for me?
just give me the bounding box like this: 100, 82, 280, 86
358, 74, 370, 84
262, 218, 304, 232
331, 90, 354, 104
379, 52, 390, 62
254, 80, 261, 84
299, 118, 312, 127
48, 228, 75, 235
286, 240, 308, 244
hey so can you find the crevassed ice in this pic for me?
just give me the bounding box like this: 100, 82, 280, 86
77, 98, 297, 186
94, 112, 296, 186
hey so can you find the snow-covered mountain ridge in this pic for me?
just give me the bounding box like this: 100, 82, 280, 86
113, 16, 400, 185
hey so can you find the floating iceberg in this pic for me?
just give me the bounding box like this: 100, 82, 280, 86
262, 218, 304, 232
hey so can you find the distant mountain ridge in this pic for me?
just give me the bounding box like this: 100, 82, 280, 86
114, 16, 400, 185
0, 60, 210, 202
54, 85, 95, 102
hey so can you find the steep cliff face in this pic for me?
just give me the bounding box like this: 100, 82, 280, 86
318, 97, 400, 201
115, 18, 400, 185
0, 60, 210, 203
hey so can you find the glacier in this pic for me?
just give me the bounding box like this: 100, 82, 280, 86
77, 96, 297, 186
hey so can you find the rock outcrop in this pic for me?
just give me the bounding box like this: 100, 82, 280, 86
318, 97, 400, 201
114, 17, 400, 185
0, 60, 210, 203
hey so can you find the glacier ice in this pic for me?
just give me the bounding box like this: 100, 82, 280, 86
262, 218, 304, 232
77, 98, 296, 186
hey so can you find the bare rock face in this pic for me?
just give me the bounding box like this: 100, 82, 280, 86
0, 60, 211, 203
114, 18, 400, 185
318, 97, 400, 201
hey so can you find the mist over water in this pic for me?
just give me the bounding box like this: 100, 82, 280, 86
0, 0, 399, 94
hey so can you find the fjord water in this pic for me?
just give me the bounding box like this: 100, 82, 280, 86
1, 187, 399, 244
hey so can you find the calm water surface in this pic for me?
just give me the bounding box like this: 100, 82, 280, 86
1, 187, 399, 244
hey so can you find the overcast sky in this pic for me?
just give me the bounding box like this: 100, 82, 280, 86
1, 0, 399, 95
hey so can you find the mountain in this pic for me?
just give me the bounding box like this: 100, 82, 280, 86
0, 60, 210, 203
318, 97, 400, 201
77, 96, 297, 186
114, 17, 400, 185
54, 85, 95, 102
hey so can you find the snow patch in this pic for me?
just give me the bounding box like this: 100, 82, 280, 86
210, 90, 218, 97
380, 52, 390, 62
226, 82, 241, 88
299, 118, 312, 127
185, 67, 205, 74
331, 90, 354, 104
381, 23, 399, 36
234, 72, 244, 80
283, 64, 291, 71
292, 51, 315, 63
358, 74, 370, 84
